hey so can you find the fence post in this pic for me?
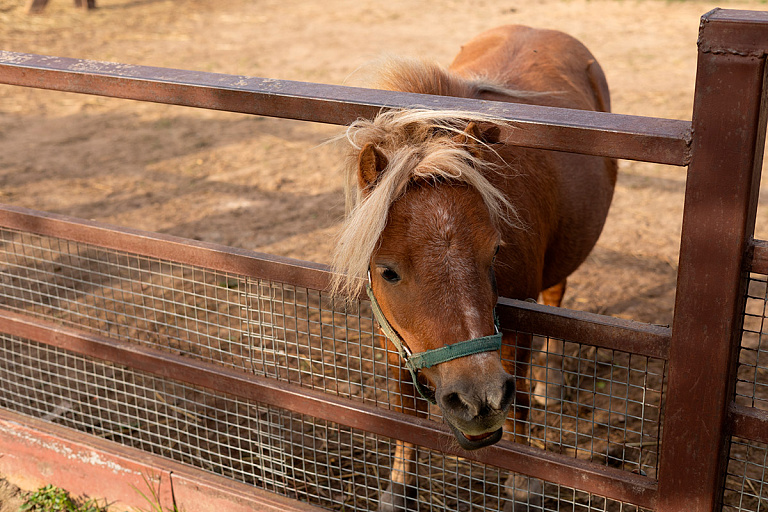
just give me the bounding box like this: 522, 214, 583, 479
656, 9, 768, 512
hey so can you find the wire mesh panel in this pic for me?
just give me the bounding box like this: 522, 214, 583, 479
738, 273, 768, 410
0, 228, 251, 370
525, 337, 665, 479
0, 227, 401, 404
0, 221, 662, 510
723, 271, 768, 510
723, 437, 768, 511
0, 334, 653, 511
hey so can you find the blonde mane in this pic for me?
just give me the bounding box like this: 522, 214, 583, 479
330, 59, 524, 299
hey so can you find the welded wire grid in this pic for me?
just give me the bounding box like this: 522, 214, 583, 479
0, 225, 662, 510
722, 437, 768, 511
720, 269, 768, 512
738, 273, 768, 410
0, 227, 394, 404
724, 273, 768, 511
0, 334, 651, 511
0, 228, 251, 370
524, 337, 664, 479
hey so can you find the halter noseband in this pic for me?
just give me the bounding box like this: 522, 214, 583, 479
366, 273, 503, 404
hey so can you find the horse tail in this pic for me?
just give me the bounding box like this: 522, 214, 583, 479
585, 59, 611, 113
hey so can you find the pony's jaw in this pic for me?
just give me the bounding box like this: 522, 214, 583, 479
447, 422, 504, 450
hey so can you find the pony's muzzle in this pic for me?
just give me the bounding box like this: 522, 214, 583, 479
436, 368, 516, 450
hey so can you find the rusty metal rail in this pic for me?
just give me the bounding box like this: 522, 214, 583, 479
0, 50, 691, 166
0, 203, 671, 360
0, 308, 658, 508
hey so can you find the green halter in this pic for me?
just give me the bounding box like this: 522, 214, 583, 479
365, 279, 503, 404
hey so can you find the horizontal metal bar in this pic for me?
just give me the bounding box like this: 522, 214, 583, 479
0, 308, 657, 508
0, 203, 334, 294
748, 239, 768, 274
498, 297, 671, 360
1, 203, 674, 357
699, 9, 768, 57
0, 51, 691, 166
729, 403, 768, 444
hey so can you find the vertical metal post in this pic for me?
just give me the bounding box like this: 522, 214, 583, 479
656, 10, 768, 512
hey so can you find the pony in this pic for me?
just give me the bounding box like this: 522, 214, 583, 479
331, 24, 616, 511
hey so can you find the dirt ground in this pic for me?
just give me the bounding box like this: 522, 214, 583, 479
1, 0, 768, 507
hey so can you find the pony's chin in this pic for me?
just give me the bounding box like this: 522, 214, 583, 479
447, 423, 503, 450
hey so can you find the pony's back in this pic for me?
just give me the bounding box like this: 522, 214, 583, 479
449, 25, 611, 113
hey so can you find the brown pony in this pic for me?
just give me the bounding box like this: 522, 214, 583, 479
332, 25, 616, 511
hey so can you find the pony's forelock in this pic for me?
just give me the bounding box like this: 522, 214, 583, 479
330, 109, 520, 300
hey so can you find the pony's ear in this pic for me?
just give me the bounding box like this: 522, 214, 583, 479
358, 143, 388, 191
453, 122, 501, 157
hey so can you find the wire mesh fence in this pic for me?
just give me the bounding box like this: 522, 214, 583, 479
718, 272, 768, 510
738, 274, 768, 411
527, 339, 664, 479
0, 224, 663, 510
723, 437, 768, 511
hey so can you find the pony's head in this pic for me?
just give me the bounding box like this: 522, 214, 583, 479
332, 110, 519, 450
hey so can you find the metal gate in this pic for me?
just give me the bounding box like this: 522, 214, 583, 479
0, 8, 766, 512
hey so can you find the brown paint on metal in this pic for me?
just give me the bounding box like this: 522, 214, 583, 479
0, 203, 675, 353
730, 403, 768, 444
0, 408, 324, 512
0, 51, 691, 165
748, 239, 768, 274
497, 297, 670, 360
0, 308, 658, 508
0, 204, 334, 294
656, 15, 768, 512
698, 8, 768, 57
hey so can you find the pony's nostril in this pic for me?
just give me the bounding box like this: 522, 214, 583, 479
440, 375, 515, 421
440, 390, 479, 419
500, 376, 516, 410
443, 391, 461, 409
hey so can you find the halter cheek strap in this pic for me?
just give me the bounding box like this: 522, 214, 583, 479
365, 279, 503, 404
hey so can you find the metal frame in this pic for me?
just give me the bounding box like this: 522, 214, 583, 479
0, 8, 767, 511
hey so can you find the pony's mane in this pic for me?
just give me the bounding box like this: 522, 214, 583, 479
330, 58, 534, 299
358, 56, 544, 102
329, 59, 532, 299
330, 105, 519, 299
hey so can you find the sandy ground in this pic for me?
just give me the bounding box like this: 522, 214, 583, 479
0, 478, 23, 512
1, 0, 768, 506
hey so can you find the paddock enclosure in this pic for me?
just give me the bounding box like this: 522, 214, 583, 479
0, 7, 766, 512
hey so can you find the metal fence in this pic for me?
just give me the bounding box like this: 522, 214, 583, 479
0, 8, 766, 512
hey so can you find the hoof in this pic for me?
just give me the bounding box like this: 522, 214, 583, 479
503, 473, 544, 512
378, 482, 417, 512
532, 369, 564, 407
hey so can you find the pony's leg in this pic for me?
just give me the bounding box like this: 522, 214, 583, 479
500, 332, 544, 511
532, 280, 567, 407
380, 438, 417, 512
379, 363, 425, 512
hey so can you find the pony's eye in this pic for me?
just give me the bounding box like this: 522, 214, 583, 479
379, 267, 401, 283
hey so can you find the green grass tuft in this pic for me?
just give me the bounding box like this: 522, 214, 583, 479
21, 485, 108, 512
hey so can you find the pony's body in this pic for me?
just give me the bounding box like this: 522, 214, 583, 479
333, 25, 616, 511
